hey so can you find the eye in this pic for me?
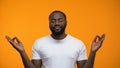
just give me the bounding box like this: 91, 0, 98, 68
51, 19, 56, 23
59, 18, 64, 22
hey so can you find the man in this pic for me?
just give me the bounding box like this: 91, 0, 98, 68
6, 10, 105, 68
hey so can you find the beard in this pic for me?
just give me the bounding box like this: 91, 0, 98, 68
50, 24, 66, 36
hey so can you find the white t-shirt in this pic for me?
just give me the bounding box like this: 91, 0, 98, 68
32, 34, 88, 68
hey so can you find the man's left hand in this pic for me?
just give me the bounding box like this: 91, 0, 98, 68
91, 34, 106, 53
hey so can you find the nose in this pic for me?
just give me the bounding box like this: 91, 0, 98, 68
55, 20, 60, 25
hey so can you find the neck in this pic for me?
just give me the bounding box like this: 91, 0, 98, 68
51, 32, 67, 40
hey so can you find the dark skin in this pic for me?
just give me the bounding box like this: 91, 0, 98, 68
6, 11, 105, 68
49, 12, 67, 40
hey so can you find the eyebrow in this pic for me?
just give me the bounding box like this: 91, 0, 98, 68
51, 17, 64, 20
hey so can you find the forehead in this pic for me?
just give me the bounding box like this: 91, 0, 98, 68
50, 12, 65, 19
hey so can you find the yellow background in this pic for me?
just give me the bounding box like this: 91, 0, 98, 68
0, 0, 120, 68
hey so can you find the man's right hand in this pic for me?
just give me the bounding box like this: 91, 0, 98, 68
6, 36, 24, 53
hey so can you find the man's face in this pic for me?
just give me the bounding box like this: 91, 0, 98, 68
49, 12, 67, 36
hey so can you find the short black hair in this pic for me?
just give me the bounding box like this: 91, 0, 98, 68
49, 10, 66, 20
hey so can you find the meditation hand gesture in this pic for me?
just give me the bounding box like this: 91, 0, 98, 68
6, 36, 24, 53
91, 34, 106, 53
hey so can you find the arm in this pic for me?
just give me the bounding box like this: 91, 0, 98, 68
77, 51, 96, 68
32, 60, 42, 68
5, 36, 42, 68
77, 34, 106, 68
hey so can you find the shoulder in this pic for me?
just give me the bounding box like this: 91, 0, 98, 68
68, 34, 87, 51
35, 35, 50, 43
32, 35, 51, 48
68, 34, 84, 44
67, 34, 86, 49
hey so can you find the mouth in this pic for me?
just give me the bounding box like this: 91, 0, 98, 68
53, 26, 61, 31
55, 26, 61, 29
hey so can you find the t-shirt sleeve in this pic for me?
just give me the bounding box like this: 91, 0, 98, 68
77, 42, 88, 61
32, 40, 41, 60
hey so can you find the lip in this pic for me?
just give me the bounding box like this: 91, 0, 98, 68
55, 26, 60, 28
55, 27, 60, 30
54, 26, 61, 30
54, 25, 60, 28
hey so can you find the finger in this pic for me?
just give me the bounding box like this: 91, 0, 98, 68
101, 34, 106, 40
99, 34, 106, 45
96, 36, 101, 43
13, 37, 21, 43
5, 36, 11, 42
93, 35, 101, 42
12, 37, 16, 41
12, 37, 20, 43
12, 37, 16, 43
5, 36, 16, 45
99, 34, 106, 43
98, 38, 104, 46
93, 35, 97, 42
6, 36, 14, 43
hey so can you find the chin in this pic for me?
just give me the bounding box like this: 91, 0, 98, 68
52, 31, 64, 36
50, 27, 65, 36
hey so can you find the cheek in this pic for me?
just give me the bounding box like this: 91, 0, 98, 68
61, 22, 66, 27
49, 24, 54, 28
